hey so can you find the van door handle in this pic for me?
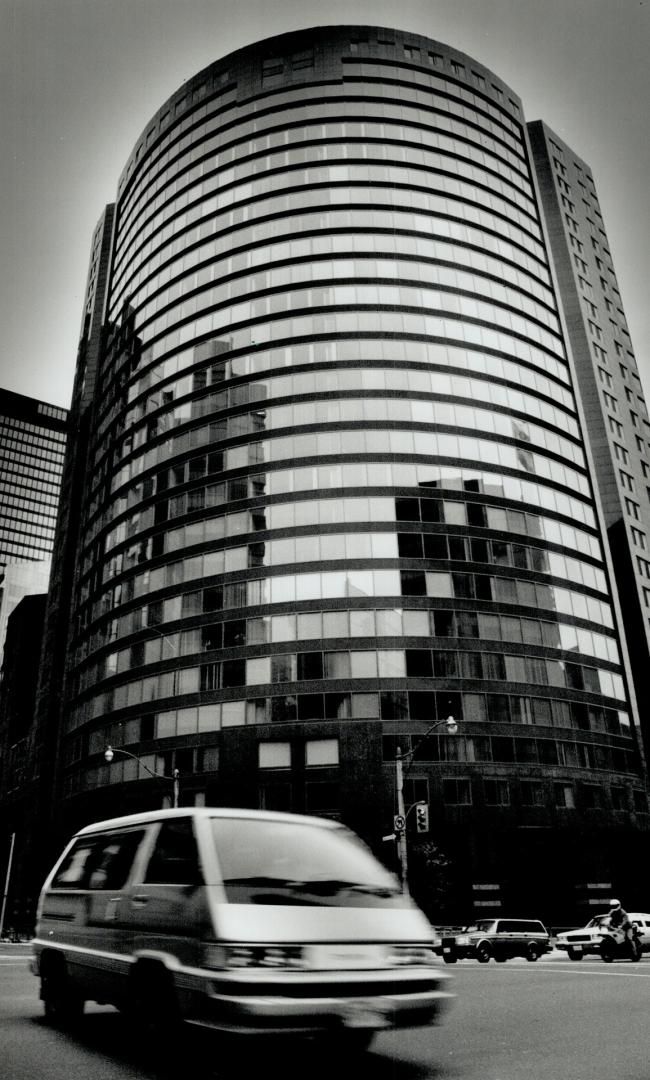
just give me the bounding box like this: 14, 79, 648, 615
131, 894, 149, 906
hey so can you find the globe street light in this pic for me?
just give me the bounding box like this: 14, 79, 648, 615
104, 745, 180, 808
394, 716, 459, 894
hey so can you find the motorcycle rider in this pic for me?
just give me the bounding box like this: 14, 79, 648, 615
607, 898, 635, 946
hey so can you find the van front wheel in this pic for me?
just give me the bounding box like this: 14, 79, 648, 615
316, 1029, 375, 1056
126, 963, 180, 1046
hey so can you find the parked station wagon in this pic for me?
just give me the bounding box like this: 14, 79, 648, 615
32, 808, 453, 1052
440, 918, 551, 963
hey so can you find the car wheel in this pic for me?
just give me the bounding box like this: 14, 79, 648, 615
526, 944, 540, 962
41, 958, 84, 1026
329, 1030, 375, 1054
567, 948, 583, 961
309, 1029, 375, 1059
476, 943, 491, 963
126, 962, 181, 1054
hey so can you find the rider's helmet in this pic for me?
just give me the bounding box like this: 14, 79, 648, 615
609, 898, 621, 908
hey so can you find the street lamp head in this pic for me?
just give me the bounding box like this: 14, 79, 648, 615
104, 746, 114, 764
445, 716, 458, 735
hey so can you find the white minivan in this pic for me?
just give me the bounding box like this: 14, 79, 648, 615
32, 807, 453, 1051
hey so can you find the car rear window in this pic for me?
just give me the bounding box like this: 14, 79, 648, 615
210, 818, 407, 907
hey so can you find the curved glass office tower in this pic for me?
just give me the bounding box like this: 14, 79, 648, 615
55, 27, 646, 917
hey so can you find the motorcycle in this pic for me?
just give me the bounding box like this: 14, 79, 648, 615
599, 923, 643, 963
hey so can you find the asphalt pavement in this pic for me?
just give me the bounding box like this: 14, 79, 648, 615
2, 943, 649, 1080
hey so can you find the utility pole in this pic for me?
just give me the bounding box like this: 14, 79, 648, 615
0, 832, 16, 941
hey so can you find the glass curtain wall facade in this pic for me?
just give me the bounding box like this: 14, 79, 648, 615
0, 389, 67, 573
55, 27, 647, 918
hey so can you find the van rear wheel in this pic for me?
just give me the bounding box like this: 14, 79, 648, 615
41, 960, 84, 1026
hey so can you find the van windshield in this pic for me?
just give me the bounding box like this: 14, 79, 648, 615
211, 819, 406, 907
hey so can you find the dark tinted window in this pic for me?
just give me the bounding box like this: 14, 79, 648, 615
497, 920, 545, 934
144, 819, 203, 885
51, 829, 145, 890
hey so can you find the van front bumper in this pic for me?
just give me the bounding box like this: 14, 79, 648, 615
196, 967, 454, 1035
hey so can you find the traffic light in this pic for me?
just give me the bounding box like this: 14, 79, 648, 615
415, 803, 429, 833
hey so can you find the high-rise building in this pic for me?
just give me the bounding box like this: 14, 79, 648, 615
41, 27, 649, 920
0, 593, 48, 935
0, 559, 51, 664
0, 389, 67, 573
529, 121, 650, 755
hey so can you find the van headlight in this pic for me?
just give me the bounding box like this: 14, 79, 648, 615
203, 944, 306, 970
387, 945, 437, 966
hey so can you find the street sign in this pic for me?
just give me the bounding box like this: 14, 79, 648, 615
393, 814, 406, 832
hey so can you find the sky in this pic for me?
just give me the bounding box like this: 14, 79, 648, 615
1, 0, 648, 410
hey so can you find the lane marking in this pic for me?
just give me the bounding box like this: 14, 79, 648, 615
452, 962, 650, 979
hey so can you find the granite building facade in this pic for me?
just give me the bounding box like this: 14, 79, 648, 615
43, 27, 648, 920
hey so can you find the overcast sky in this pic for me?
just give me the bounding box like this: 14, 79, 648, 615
2, 0, 648, 409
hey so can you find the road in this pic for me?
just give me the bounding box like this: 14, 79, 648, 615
2, 944, 648, 1080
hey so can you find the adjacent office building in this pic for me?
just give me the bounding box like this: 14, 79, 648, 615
41, 27, 649, 919
0, 389, 67, 573
0, 594, 48, 935
0, 391, 67, 931
529, 122, 650, 752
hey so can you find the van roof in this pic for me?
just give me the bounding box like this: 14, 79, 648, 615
73, 806, 343, 837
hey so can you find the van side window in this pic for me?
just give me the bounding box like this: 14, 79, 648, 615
144, 819, 203, 885
51, 830, 145, 890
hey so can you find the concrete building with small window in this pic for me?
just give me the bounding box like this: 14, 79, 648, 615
39, 26, 648, 923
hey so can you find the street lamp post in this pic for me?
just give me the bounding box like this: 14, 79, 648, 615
104, 746, 180, 808
394, 715, 459, 894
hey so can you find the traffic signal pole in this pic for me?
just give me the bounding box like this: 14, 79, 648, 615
393, 716, 458, 894
395, 749, 409, 894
